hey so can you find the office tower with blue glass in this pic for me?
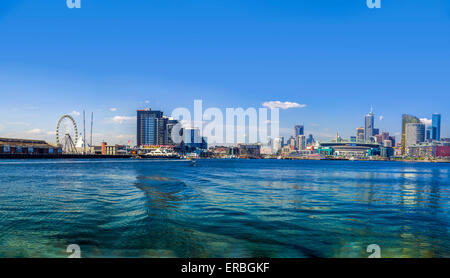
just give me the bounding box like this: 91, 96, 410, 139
432, 113, 441, 141
295, 125, 304, 137
137, 108, 164, 147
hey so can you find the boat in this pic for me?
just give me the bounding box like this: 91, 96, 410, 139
138, 148, 181, 159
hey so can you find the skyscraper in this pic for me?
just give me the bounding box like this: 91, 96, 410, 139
137, 108, 165, 147
432, 113, 441, 141
405, 123, 425, 149
306, 134, 315, 145
426, 126, 432, 141
294, 125, 304, 137
364, 109, 374, 142
165, 118, 180, 145
296, 135, 306, 150
401, 114, 421, 155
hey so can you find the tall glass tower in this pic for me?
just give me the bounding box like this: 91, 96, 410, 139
137, 109, 164, 147
364, 109, 374, 142
294, 125, 304, 137
432, 113, 441, 141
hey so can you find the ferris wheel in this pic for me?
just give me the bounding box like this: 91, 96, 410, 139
56, 115, 79, 153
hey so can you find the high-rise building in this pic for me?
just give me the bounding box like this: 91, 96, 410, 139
296, 135, 306, 150
137, 108, 164, 147
306, 134, 315, 145
288, 136, 296, 150
365, 109, 374, 142
294, 125, 304, 137
272, 137, 282, 153
165, 118, 179, 145
405, 123, 425, 148
182, 127, 207, 150
426, 126, 432, 141
381, 132, 390, 142
432, 113, 441, 141
401, 114, 421, 155
356, 127, 365, 142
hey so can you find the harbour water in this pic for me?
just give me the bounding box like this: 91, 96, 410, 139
0, 159, 449, 258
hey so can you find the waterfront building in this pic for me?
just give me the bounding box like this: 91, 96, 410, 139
432, 113, 441, 141
137, 108, 165, 147
317, 147, 334, 156
318, 141, 380, 158
350, 136, 357, 142
380, 147, 394, 158
401, 114, 421, 155
405, 123, 425, 149
281, 145, 291, 156
238, 144, 261, 158
356, 127, 365, 142
260, 146, 274, 155
381, 132, 390, 142
0, 138, 61, 155
365, 109, 374, 142
288, 149, 319, 158
373, 128, 380, 136
294, 125, 304, 137
103, 144, 128, 155
368, 148, 381, 157
407, 141, 450, 158
182, 128, 207, 150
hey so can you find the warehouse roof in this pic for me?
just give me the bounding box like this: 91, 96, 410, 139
0, 138, 56, 148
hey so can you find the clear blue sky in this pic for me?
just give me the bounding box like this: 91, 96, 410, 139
1, 0, 449, 144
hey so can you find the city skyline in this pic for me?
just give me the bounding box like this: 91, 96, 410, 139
1, 0, 450, 144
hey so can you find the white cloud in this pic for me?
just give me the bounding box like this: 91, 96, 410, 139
116, 134, 135, 139
420, 118, 432, 127
379, 116, 384, 121
71, 111, 80, 117
262, 101, 306, 110
112, 116, 136, 124
110, 108, 117, 112
28, 129, 42, 134
145, 100, 150, 104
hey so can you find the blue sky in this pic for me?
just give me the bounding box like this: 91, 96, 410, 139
0, 0, 449, 145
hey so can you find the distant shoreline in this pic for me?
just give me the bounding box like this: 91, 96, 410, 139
0, 154, 448, 163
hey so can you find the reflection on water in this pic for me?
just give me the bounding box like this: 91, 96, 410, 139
0, 159, 449, 257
